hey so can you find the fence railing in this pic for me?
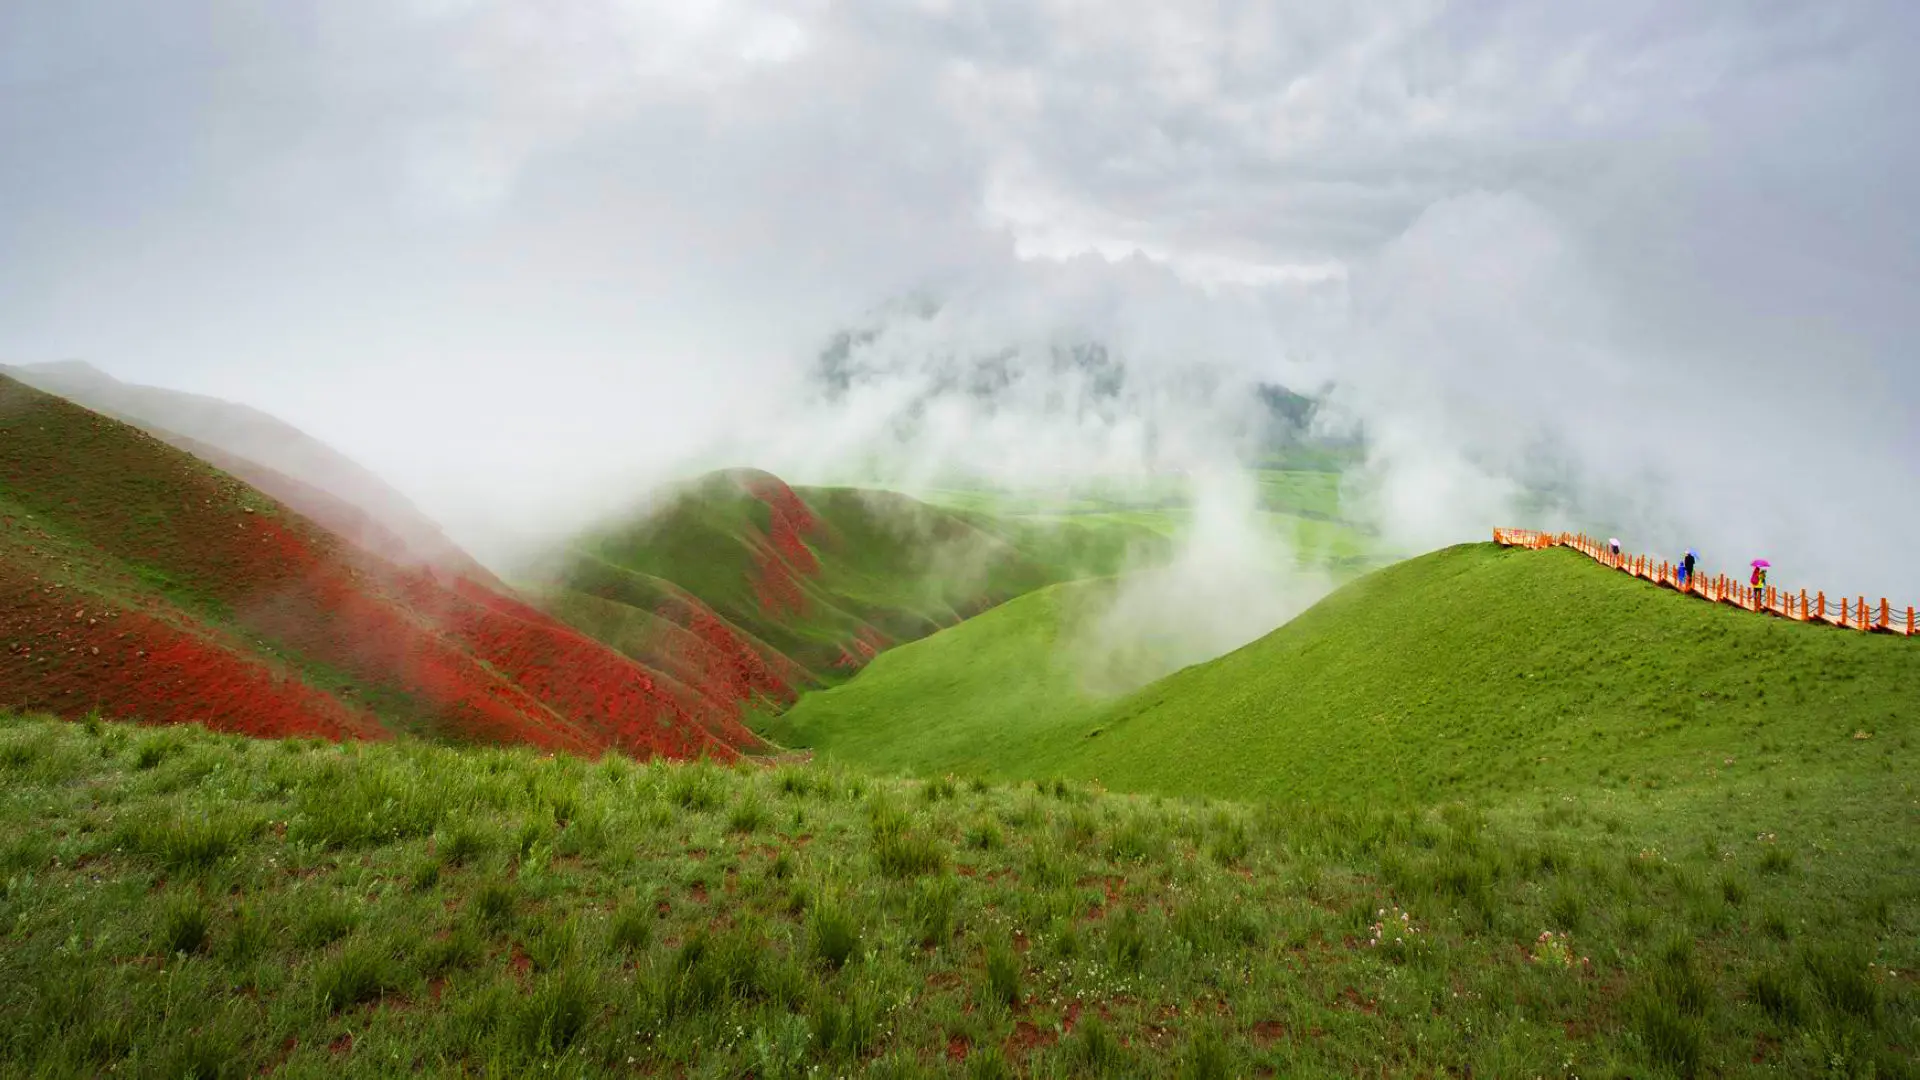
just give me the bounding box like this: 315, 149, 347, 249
1492, 529, 1917, 638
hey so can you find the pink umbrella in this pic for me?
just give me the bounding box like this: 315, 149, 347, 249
1751, 559, 1770, 568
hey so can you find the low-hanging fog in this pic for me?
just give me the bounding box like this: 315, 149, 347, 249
5, 2, 1918, 678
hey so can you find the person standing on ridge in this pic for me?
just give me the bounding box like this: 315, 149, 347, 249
1682, 549, 1698, 587
1609, 537, 1621, 561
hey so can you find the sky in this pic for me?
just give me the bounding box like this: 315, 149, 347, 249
4, 1, 1919, 603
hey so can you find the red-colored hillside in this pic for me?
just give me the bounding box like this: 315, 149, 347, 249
0, 373, 760, 759
0, 361, 501, 585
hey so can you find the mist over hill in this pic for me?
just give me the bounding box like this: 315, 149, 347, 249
0, 360, 494, 583
803, 293, 1358, 485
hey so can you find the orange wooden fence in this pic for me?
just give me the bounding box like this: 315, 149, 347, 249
1492, 529, 1918, 638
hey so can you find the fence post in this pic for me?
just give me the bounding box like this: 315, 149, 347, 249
1880, 599, 1890, 630
1860, 596, 1868, 630
1909, 606, 1915, 636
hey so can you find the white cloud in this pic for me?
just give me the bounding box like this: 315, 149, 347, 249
1, 0, 1916, 605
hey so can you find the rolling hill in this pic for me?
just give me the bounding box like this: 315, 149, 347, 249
777, 541, 1920, 808
535, 471, 1171, 687
767, 577, 1125, 777
0, 390, 1911, 1076
1064, 542, 1920, 807
0, 373, 773, 760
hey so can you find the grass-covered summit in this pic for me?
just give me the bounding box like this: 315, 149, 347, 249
1066, 542, 1920, 806
780, 541, 1920, 810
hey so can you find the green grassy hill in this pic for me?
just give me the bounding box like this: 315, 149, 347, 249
786, 541, 1920, 812
3, 710, 1911, 1077
540, 470, 1171, 684
1064, 543, 1920, 808
769, 578, 1126, 777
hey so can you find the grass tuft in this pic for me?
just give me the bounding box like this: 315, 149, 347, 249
608, 902, 653, 956
157, 892, 212, 955
808, 899, 861, 971
312, 938, 399, 1012
983, 937, 1021, 1007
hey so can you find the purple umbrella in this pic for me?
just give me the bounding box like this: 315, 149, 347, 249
1751, 559, 1770, 568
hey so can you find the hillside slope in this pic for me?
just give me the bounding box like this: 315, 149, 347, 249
1065, 542, 1920, 806
0, 374, 770, 759
0, 361, 496, 584
769, 577, 1125, 775
541, 471, 1169, 685
781, 542, 1920, 812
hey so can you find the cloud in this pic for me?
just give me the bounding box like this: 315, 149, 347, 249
1069, 467, 1334, 696
2, 0, 1917, 609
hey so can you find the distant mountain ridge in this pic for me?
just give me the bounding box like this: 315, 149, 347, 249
0, 360, 496, 584
807, 298, 1360, 464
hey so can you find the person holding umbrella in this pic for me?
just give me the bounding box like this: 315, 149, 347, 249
1750, 558, 1770, 599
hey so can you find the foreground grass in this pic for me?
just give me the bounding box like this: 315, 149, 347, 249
2, 713, 1913, 1077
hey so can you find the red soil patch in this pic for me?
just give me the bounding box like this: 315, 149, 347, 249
737, 472, 820, 619
1077, 874, 1127, 920
680, 603, 796, 705
1005, 1021, 1057, 1057
829, 624, 892, 671
742, 473, 819, 574
647, 596, 797, 750
1250, 1020, 1288, 1046
751, 542, 810, 619
0, 562, 382, 741
1335, 987, 1379, 1014
945, 1034, 972, 1062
